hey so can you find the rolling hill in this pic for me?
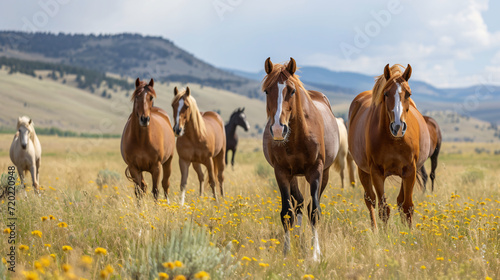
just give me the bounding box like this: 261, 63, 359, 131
0, 68, 266, 137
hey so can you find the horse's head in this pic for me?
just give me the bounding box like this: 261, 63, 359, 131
132, 78, 156, 127
381, 64, 412, 137
263, 57, 299, 141
231, 107, 250, 132
17, 116, 33, 150
172, 87, 192, 137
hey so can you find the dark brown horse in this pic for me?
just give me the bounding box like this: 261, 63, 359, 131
420, 116, 442, 192
172, 87, 226, 205
121, 78, 175, 202
262, 57, 339, 261
225, 107, 250, 169
348, 64, 430, 229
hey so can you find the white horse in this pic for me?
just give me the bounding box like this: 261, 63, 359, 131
333, 117, 356, 188
10, 116, 42, 193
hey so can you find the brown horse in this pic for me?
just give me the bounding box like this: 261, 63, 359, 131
420, 116, 442, 192
348, 64, 430, 228
262, 57, 339, 261
121, 78, 175, 202
172, 87, 226, 205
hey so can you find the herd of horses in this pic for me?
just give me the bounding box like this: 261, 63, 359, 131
9, 58, 443, 261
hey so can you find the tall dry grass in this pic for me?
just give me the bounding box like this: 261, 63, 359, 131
0, 135, 499, 279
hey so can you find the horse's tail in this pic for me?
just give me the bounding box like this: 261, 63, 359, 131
415, 167, 425, 192
125, 167, 134, 182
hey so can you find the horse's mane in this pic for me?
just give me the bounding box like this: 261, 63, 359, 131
17, 116, 36, 139
372, 64, 409, 106
130, 81, 156, 101
261, 62, 310, 121
171, 88, 207, 138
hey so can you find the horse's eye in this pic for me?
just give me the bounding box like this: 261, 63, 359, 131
405, 92, 411, 99
384, 92, 388, 97
150, 95, 153, 101
264, 90, 268, 95
291, 89, 296, 96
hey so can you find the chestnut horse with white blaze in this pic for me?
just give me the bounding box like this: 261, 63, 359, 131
172, 87, 226, 205
121, 78, 175, 202
262, 57, 339, 261
348, 64, 430, 228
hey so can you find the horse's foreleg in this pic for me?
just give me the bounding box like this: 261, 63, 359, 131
179, 158, 191, 206
203, 158, 218, 202
359, 168, 377, 229
275, 167, 293, 258
371, 168, 389, 225
290, 176, 304, 227
151, 162, 161, 201
231, 148, 236, 169
401, 163, 417, 227
162, 157, 173, 204
347, 152, 356, 187
305, 163, 324, 262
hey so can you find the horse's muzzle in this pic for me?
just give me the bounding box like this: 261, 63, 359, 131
270, 123, 289, 141
390, 121, 407, 137
173, 124, 183, 137
139, 115, 150, 127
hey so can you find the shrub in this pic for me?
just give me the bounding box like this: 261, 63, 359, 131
461, 168, 484, 184
96, 169, 121, 187
123, 222, 237, 279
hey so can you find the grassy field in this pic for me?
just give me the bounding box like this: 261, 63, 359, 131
0, 135, 499, 279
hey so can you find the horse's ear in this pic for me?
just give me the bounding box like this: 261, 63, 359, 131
135, 78, 141, 88
241, 107, 245, 112
174, 87, 178, 96
149, 78, 154, 88
383, 64, 391, 81
402, 64, 412, 81
287, 57, 297, 75
186, 87, 191, 96
264, 57, 273, 74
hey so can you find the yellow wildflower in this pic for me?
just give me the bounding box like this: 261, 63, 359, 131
158, 272, 169, 280
41, 216, 48, 222
174, 276, 186, 280
62, 245, 73, 252
95, 247, 108, 255
194, 271, 210, 280
174, 260, 183, 268
31, 230, 42, 238
58, 222, 68, 228
62, 264, 72, 272
163, 262, 175, 269
19, 244, 29, 252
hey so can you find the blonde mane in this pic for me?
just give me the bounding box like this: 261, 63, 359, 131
372, 64, 410, 106
17, 116, 36, 140
171, 88, 207, 138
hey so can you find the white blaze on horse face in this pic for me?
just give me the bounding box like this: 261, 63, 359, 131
393, 83, 403, 125
176, 99, 184, 125
19, 126, 29, 147
271, 82, 286, 139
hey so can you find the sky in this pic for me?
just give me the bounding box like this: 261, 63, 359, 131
1, 0, 500, 88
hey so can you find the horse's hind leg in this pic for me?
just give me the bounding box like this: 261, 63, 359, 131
430, 143, 441, 192
214, 151, 225, 197
162, 157, 173, 204
29, 165, 39, 194
193, 162, 204, 197
359, 168, 377, 229
203, 158, 218, 202
179, 158, 191, 206
420, 165, 428, 193
347, 152, 356, 187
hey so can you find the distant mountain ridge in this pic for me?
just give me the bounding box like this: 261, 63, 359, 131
1, 31, 499, 124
